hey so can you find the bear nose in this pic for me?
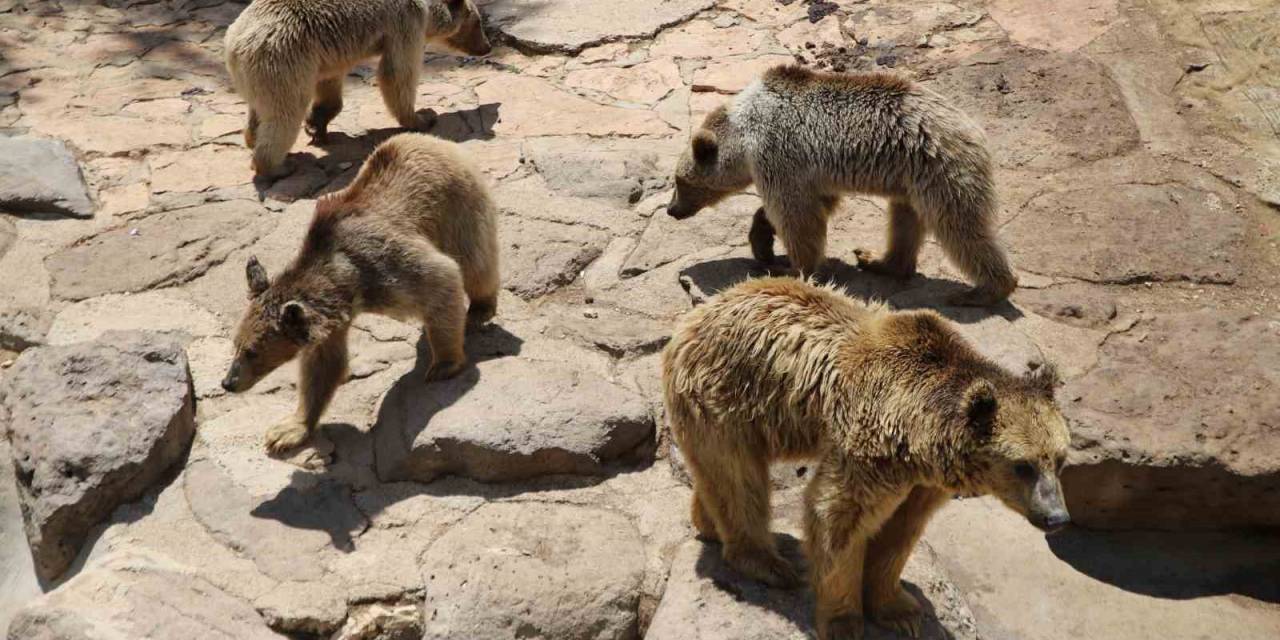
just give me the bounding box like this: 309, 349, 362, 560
220, 375, 236, 392
1043, 510, 1071, 532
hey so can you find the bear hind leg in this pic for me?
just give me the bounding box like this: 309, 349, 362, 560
928, 205, 1017, 306
856, 198, 923, 279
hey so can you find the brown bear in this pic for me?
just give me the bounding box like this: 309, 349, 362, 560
220, 133, 500, 455
667, 64, 1018, 307
224, 0, 491, 178
662, 277, 1070, 639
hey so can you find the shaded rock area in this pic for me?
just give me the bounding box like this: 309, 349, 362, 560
1062, 310, 1280, 530
4, 0, 1280, 636
1, 331, 195, 581
647, 538, 980, 640
0, 137, 94, 218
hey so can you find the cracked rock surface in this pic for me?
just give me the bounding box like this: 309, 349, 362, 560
2, 0, 1279, 638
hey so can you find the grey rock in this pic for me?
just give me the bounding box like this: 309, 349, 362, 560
0, 307, 51, 353
45, 199, 272, 301
1062, 310, 1280, 529
1, 331, 195, 580
525, 137, 676, 206
481, 0, 717, 54
6, 551, 284, 640
374, 337, 654, 483
0, 136, 94, 218
499, 214, 609, 299
421, 502, 645, 640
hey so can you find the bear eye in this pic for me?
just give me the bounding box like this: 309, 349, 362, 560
1014, 462, 1037, 481
243, 348, 258, 360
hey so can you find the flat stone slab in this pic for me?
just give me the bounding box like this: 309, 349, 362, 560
374, 337, 654, 483
480, 0, 716, 54
421, 502, 645, 640
0, 136, 94, 218
924, 45, 1138, 171
1062, 310, 1280, 529
1, 331, 194, 581
7, 551, 283, 640
45, 199, 272, 301
1003, 156, 1245, 285
646, 539, 980, 640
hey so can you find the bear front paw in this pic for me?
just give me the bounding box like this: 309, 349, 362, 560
819, 613, 865, 640
724, 546, 802, 589
870, 587, 924, 638
264, 419, 310, 455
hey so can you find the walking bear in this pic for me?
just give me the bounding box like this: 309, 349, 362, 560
221, 134, 500, 454
662, 278, 1070, 639
225, 0, 491, 178
667, 64, 1018, 306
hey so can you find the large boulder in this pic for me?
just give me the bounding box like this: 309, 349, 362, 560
0, 136, 94, 218
646, 539, 980, 640
1, 331, 195, 580
421, 502, 646, 640
373, 334, 654, 483
1062, 310, 1280, 529
6, 551, 283, 640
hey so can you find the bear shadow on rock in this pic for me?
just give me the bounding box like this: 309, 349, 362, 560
253, 103, 502, 199
1046, 526, 1280, 604
691, 534, 960, 640
247, 476, 367, 553
679, 257, 1022, 324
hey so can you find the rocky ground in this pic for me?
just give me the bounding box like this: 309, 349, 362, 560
1, 0, 1279, 638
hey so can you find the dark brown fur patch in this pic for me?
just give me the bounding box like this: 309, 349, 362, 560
762, 64, 914, 94
700, 104, 730, 130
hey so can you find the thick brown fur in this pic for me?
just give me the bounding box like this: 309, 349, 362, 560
662, 278, 1070, 639
666, 64, 1018, 306
225, 0, 490, 178
222, 134, 500, 454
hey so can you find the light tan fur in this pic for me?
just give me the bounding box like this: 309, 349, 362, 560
662, 278, 1070, 639
225, 0, 490, 178
221, 134, 500, 454
667, 65, 1018, 306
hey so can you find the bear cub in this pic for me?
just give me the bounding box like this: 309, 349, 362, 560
225, 0, 491, 178
668, 64, 1018, 306
221, 134, 500, 455
662, 277, 1070, 640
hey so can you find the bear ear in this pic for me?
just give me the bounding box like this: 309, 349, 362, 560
1023, 362, 1061, 398
691, 130, 718, 165
246, 256, 269, 297
279, 301, 310, 344
962, 379, 998, 435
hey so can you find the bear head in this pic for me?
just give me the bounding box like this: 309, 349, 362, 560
667, 105, 753, 219
220, 256, 343, 393
960, 364, 1072, 533
430, 0, 491, 57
